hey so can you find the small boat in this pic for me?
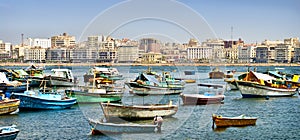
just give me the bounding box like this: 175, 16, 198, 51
209, 67, 224, 79
181, 83, 225, 105
184, 70, 195, 75
0, 72, 27, 95
236, 71, 299, 98
125, 71, 185, 91
0, 98, 20, 115
11, 88, 77, 110
88, 119, 157, 135
224, 70, 234, 78
0, 125, 19, 140
65, 88, 122, 103
25, 65, 45, 87
100, 102, 178, 121
84, 67, 123, 84
212, 114, 258, 128
43, 69, 77, 87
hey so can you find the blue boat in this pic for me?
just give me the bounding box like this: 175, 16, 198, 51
11, 88, 77, 110
0, 72, 27, 97
0, 125, 19, 140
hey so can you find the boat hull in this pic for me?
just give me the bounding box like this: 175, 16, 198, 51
180, 94, 224, 105
209, 72, 224, 79
0, 99, 20, 115
88, 119, 156, 134
212, 115, 257, 127
100, 103, 178, 121
11, 93, 77, 110
125, 82, 184, 90
236, 81, 298, 98
65, 90, 122, 103
130, 88, 182, 96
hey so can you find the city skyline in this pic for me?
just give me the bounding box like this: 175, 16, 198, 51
1, 0, 299, 45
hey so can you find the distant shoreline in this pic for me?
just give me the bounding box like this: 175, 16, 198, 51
0, 62, 299, 67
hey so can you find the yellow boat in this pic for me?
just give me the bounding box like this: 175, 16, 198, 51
0, 99, 20, 115
212, 114, 258, 128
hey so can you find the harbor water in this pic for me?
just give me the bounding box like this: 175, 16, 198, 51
0, 65, 299, 139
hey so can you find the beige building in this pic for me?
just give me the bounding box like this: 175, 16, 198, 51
51, 33, 75, 47
141, 52, 162, 63
275, 44, 293, 63
24, 46, 46, 62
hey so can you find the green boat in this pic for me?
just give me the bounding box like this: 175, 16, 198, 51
65, 89, 122, 103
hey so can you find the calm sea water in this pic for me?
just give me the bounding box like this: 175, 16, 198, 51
0, 65, 299, 140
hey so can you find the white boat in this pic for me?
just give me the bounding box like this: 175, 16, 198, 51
44, 69, 77, 87
88, 119, 157, 135
100, 102, 178, 121
0, 125, 19, 140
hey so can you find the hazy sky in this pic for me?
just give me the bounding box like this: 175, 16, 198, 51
1, 0, 299, 45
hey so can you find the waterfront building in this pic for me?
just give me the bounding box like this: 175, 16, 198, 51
224, 38, 244, 63
24, 46, 46, 63
238, 45, 257, 63
141, 52, 162, 63
0, 40, 12, 59
255, 45, 275, 63
26, 38, 51, 48
51, 33, 76, 47
46, 47, 70, 63
274, 44, 293, 63
187, 46, 212, 62
70, 47, 97, 63
117, 45, 139, 63
294, 47, 300, 63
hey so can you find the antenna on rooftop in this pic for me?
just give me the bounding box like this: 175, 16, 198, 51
21, 33, 24, 47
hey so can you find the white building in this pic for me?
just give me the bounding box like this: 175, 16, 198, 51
187, 46, 212, 61
26, 38, 51, 48
238, 45, 256, 63
24, 46, 46, 62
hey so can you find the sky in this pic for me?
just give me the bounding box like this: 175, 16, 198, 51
0, 0, 299, 45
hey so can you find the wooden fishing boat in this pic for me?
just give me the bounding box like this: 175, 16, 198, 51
84, 67, 123, 84
65, 89, 122, 103
100, 102, 178, 121
181, 83, 225, 105
88, 119, 157, 135
125, 72, 185, 91
236, 71, 299, 98
0, 125, 19, 140
212, 114, 258, 127
43, 69, 77, 87
224, 78, 239, 90
0, 99, 20, 115
25, 65, 45, 87
11, 88, 77, 110
209, 67, 224, 79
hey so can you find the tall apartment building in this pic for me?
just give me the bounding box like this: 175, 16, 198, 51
24, 46, 46, 62
98, 36, 117, 63
139, 38, 161, 53
51, 33, 76, 47
87, 36, 100, 48
117, 45, 139, 63
255, 45, 275, 63
294, 47, 300, 63
26, 38, 51, 48
275, 44, 293, 63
